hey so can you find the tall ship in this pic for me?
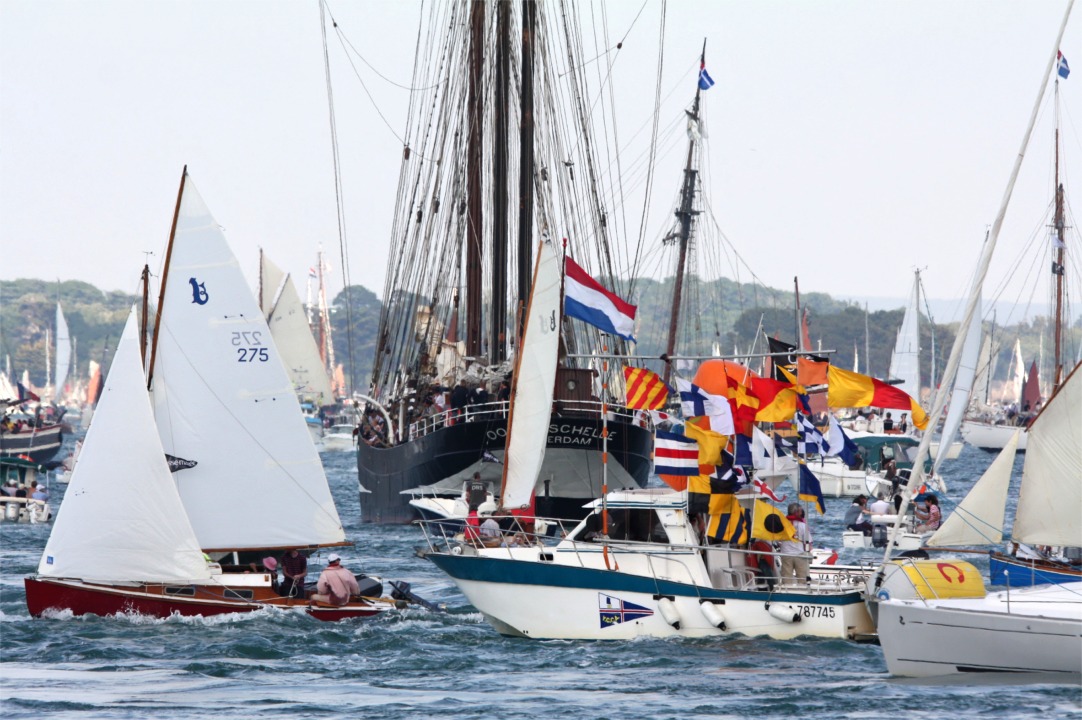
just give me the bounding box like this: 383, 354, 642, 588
356, 1, 665, 523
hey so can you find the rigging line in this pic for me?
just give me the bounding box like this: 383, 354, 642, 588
321, 1, 356, 397
629, 1, 665, 295
556, 0, 648, 78
324, 0, 439, 153
324, 2, 445, 91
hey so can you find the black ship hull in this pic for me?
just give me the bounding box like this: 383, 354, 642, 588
358, 411, 653, 524
0, 425, 63, 464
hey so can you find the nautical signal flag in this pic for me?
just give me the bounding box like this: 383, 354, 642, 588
676, 377, 734, 435
825, 414, 860, 468
1059, 50, 1071, 79
564, 256, 636, 341
698, 62, 715, 91
752, 500, 795, 542
797, 463, 827, 515
749, 375, 801, 423
795, 412, 827, 457
623, 366, 669, 410
707, 493, 749, 544
684, 418, 727, 466
826, 365, 929, 430
654, 429, 699, 476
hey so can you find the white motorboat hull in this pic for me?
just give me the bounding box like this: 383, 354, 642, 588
876, 582, 1082, 676
806, 457, 867, 498
320, 433, 355, 452
960, 420, 1028, 452
427, 545, 873, 641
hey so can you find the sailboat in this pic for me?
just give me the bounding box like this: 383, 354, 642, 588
873, 362, 1082, 675
24, 169, 400, 620
886, 269, 963, 460
870, 9, 1081, 676
53, 300, 72, 406
258, 250, 335, 447
926, 362, 1082, 585
356, 1, 652, 523
960, 59, 1076, 452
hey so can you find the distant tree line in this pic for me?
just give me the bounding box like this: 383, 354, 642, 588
1, 277, 1074, 402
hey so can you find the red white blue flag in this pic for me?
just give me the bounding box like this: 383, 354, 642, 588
654, 428, 699, 476
564, 256, 636, 341
1058, 50, 1071, 79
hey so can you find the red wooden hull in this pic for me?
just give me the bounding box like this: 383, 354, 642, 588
24, 577, 388, 622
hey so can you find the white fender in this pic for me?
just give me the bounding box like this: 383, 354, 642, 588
699, 601, 726, 630
657, 597, 681, 629
767, 603, 800, 623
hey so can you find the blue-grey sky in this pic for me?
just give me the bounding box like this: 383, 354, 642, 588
2, 0, 1078, 323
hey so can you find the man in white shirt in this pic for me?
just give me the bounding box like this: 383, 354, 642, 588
868, 493, 892, 516
778, 503, 811, 584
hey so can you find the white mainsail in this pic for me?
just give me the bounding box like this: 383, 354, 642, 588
259, 252, 335, 404
889, 273, 921, 401
499, 238, 561, 511
53, 303, 71, 402
927, 430, 1018, 548
38, 308, 212, 584
1011, 362, 1082, 547
150, 172, 345, 551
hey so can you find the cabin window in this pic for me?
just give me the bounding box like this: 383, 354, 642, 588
229, 589, 254, 600
165, 586, 195, 596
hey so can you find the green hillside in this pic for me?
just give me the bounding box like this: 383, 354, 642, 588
1, 276, 1071, 402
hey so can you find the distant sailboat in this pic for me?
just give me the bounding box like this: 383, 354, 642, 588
53, 301, 71, 404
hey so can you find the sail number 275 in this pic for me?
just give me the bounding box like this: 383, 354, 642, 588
232, 331, 269, 362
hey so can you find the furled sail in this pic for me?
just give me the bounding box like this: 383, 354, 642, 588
935, 295, 982, 474
39, 308, 212, 583
149, 172, 345, 551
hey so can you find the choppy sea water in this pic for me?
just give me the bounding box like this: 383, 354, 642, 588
2, 436, 1080, 719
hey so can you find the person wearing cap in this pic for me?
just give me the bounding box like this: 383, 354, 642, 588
309, 554, 360, 607
279, 549, 308, 599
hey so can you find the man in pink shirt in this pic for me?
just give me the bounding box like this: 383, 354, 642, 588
309, 554, 361, 606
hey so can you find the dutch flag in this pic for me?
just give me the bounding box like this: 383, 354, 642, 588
1058, 50, 1070, 79
563, 256, 637, 341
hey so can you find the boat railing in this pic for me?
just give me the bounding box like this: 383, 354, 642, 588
405, 399, 650, 443
417, 518, 857, 593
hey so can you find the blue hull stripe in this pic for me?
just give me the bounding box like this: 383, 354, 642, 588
989, 555, 1080, 587
427, 554, 863, 606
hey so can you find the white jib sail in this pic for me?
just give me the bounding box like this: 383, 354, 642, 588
38, 307, 212, 583
926, 429, 1018, 547
150, 173, 345, 551
889, 274, 921, 401
499, 238, 561, 511
1012, 363, 1082, 547
260, 253, 335, 404
54, 303, 71, 402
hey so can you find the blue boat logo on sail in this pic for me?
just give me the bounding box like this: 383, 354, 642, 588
598, 592, 653, 628
189, 278, 209, 305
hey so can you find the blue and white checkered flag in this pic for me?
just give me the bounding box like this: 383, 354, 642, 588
795, 412, 826, 457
